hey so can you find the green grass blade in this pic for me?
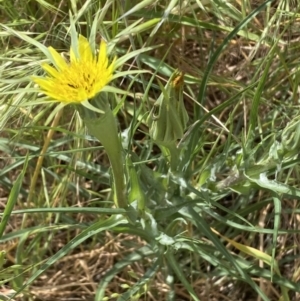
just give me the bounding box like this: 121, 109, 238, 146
116, 258, 160, 301
0, 207, 126, 216
95, 245, 154, 300
167, 250, 200, 301
187, 207, 270, 301
196, 0, 274, 115
12, 215, 127, 299
0, 154, 28, 239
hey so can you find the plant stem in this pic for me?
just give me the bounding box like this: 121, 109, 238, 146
82, 108, 127, 209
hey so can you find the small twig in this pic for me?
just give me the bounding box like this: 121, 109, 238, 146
28, 108, 64, 204
43, 0, 65, 45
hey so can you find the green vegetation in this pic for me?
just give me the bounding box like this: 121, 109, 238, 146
1, 0, 300, 300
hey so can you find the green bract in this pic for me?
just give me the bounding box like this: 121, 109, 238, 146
147, 70, 189, 143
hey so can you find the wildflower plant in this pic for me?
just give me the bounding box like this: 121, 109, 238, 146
13, 16, 155, 212
32, 31, 129, 210
2, 2, 300, 301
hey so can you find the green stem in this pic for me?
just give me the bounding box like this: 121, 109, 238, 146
159, 141, 180, 173
168, 144, 180, 173
79, 105, 127, 209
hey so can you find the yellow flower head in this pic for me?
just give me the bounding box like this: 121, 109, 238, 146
33, 35, 115, 103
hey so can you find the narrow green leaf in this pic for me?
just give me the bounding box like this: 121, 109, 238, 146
0, 207, 126, 217
187, 207, 270, 301
95, 245, 154, 300
0, 154, 28, 239
114, 45, 160, 69
116, 259, 160, 301
167, 250, 200, 301
196, 0, 275, 115
12, 215, 127, 298
249, 43, 277, 133
271, 193, 281, 279
117, 0, 157, 21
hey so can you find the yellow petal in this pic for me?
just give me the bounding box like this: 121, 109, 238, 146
41, 63, 60, 78
78, 87, 89, 101
48, 47, 68, 71
46, 91, 68, 102
78, 35, 93, 62
32, 77, 54, 90
33, 34, 115, 104
107, 56, 116, 74
97, 40, 108, 68
94, 80, 105, 92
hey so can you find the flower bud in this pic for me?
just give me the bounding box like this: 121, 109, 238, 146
147, 70, 189, 143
